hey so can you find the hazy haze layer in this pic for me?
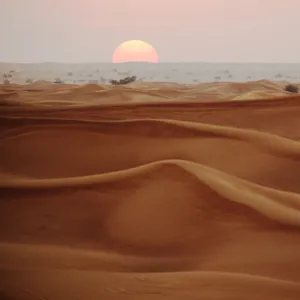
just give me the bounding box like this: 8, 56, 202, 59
1, 0, 300, 63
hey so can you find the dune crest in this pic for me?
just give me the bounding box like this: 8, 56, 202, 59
1, 82, 300, 299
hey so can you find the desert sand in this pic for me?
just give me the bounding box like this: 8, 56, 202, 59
1, 80, 300, 300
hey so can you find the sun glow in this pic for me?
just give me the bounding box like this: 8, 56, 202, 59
112, 40, 159, 63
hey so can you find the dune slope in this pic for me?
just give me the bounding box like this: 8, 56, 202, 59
1, 82, 300, 300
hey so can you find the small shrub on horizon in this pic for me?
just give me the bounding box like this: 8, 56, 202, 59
284, 84, 299, 93
109, 76, 137, 85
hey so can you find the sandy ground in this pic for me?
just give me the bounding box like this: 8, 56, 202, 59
1, 80, 300, 299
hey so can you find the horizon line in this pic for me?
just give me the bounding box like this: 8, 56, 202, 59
1, 61, 300, 65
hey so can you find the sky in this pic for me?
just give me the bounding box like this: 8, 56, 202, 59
1, 0, 300, 63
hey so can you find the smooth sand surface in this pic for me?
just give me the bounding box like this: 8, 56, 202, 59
1, 81, 300, 299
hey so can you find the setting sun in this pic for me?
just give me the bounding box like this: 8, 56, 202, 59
112, 40, 159, 63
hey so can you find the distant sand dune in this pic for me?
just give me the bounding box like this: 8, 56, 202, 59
1, 81, 300, 299
0, 79, 296, 107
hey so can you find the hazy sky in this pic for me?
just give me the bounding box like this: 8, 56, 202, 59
1, 0, 300, 63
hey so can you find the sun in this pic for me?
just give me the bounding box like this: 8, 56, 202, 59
112, 40, 159, 63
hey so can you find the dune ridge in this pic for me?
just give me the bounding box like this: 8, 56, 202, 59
2, 159, 300, 226
1, 81, 300, 299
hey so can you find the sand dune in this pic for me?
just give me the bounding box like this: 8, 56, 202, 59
1, 81, 300, 299
0, 79, 297, 106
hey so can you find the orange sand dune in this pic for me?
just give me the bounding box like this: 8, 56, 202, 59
1, 81, 300, 300
0, 79, 296, 106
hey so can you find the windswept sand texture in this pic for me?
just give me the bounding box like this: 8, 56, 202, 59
1, 80, 300, 299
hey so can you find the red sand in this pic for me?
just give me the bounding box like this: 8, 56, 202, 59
1, 81, 300, 299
